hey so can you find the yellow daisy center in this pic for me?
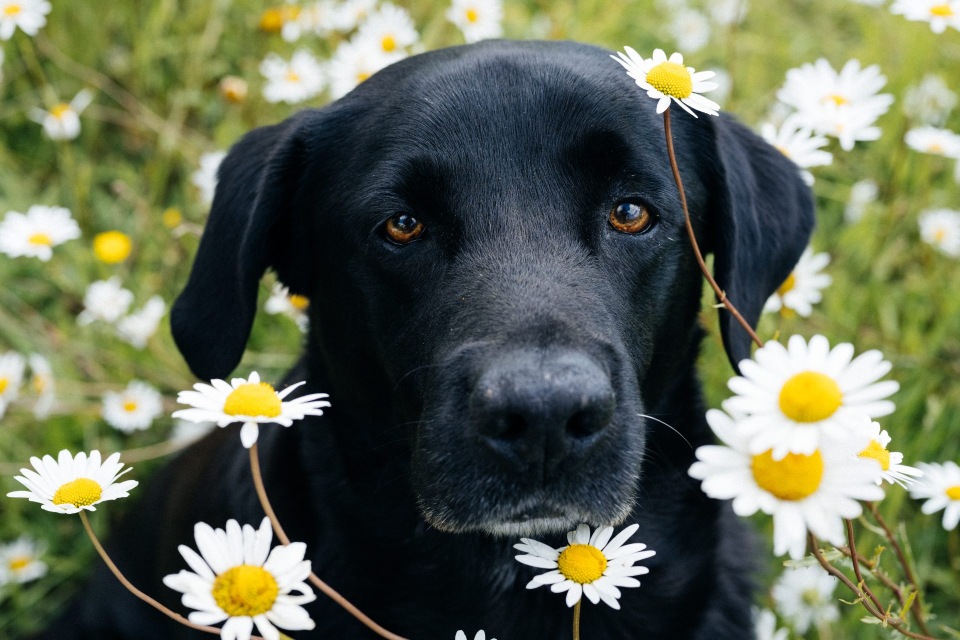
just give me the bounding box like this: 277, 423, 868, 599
557, 543, 607, 584
4, 4, 21, 17
751, 449, 824, 501
777, 272, 797, 296
32, 374, 47, 394
465, 7, 479, 22
93, 231, 132, 264
8, 555, 32, 571
946, 485, 960, 500
259, 8, 285, 32
162, 207, 183, 229
357, 71, 371, 83
223, 382, 282, 418
50, 103, 72, 119
288, 294, 309, 311
211, 565, 279, 617
286, 70, 301, 83
802, 587, 824, 606
928, 142, 944, 153
934, 228, 947, 242
858, 439, 891, 471
52, 478, 103, 507
123, 400, 139, 413
0, 377, 8, 394
826, 94, 848, 107
381, 34, 397, 52
646, 61, 693, 99
28, 233, 53, 247
930, 3, 954, 17
778, 371, 843, 423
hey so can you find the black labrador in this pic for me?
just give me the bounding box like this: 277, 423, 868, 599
49, 40, 813, 639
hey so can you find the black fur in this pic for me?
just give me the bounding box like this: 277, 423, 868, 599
46, 40, 813, 639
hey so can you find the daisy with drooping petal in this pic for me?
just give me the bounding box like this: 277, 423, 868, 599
116, 295, 166, 348
770, 566, 839, 634
515, 523, 655, 609
0, 536, 47, 586
858, 422, 923, 487
355, 3, 419, 56
28, 90, 93, 141
27, 353, 54, 418
102, 380, 164, 433
447, 0, 503, 44
77, 277, 134, 326
611, 47, 720, 118
163, 517, 316, 640
192, 151, 227, 205
918, 208, 960, 257
891, 0, 960, 33
753, 608, 788, 640
763, 247, 832, 317
910, 461, 960, 530
0, 0, 51, 40
172, 371, 331, 448
688, 407, 885, 559
265, 282, 309, 331
0, 205, 80, 261
260, 49, 326, 105
327, 36, 403, 99
760, 116, 833, 186
456, 632, 495, 640
0, 351, 26, 418
724, 334, 898, 459
903, 74, 956, 125
6, 449, 138, 514
905, 125, 960, 157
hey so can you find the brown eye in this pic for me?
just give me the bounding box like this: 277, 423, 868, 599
384, 214, 425, 244
609, 202, 653, 234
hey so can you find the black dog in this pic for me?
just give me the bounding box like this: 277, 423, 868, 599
51, 40, 813, 639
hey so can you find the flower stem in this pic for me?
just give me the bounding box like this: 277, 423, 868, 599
845, 518, 885, 614
78, 511, 257, 638
248, 444, 409, 640
573, 599, 582, 640
662, 108, 764, 351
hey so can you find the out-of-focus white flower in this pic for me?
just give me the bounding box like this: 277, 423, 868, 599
777, 58, 894, 151
192, 151, 226, 206
919, 208, 960, 256
260, 50, 326, 104
331, 0, 377, 32
891, 0, 960, 33
910, 461, 960, 530
116, 296, 166, 349
763, 247, 832, 317
103, 380, 164, 433
27, 353, 54, 418
0, 537, 47, 586
0, 205, 80, 261
447, 0, 503, 43
171, 419, 216, 445
903, 74, 957, 125
708, 0, 748, 25
705, 68, 732, 107
78, 277, 134, 326
355, 3, 418, 56
281, 0, 335, 41
771, 566, 839, 633
265, 282, 309, 332
858, 422, 923, 487
0, 351, 26, 418
669, 9, 711, 53
850, 0, 886, 5
845, 178, 878, 223
760, 115, 833, 185
327, 36, 403, 99
28, 90, 93, 141
753, 608, 788, 640
905, 125, 960, 157
0, 0, 51, 40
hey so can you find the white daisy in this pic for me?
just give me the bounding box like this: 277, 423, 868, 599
170, 419, 216, 445
331, 0, 377, 32
770, 565, 839, 634
163, 517, 316, 640
724, 334, 898, 459
0, 205, 80, 261
327, 36, 403, 99
355, 3, 419, 56
0, 0, 50, 40
102, 380, 163, 434
689, 407, 885, 559
905, 125, 960, 157
515, 523, 655, 609
456, 632, 495, 640
192, 150, 226, 205
708, 0, 748, 25
77, 277, 134, 326
844, 178, 878, 223
172, 371, 331, 448
260, 49, 326, 105
0, 537, 47, 586
264, 282, 309, 332
777, 58, 894, 150
903, 74, 956, 125
910, 461, 960, 530
858, 422, 923, 487
27, 353, 55, 418
447, 0, 503, 44
669, 9, 711, 54
763, 247, 832, 317
850, 0, 887, 5
611, 47, 720, 118
891, 0, 960, 33
760, 115, 833, 185
753, 608, 788, 640
116, 295, 166, 348
281, 0, 335, 42
28, 89, 93, 141
6, 449, 138, 514
0, 351, 25, 418
918, 208, 960, 257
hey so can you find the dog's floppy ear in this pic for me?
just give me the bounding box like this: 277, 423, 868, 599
707, 115, 816, 370
171, 110, 319, 380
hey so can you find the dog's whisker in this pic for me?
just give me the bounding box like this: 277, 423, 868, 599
638, 413, 693, 450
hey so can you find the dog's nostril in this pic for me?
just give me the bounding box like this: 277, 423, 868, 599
491, 413, 527, 442
565, 405, 611, 440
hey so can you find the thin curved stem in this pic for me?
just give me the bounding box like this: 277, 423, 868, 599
573, 599, 582, 640
248, 444, 409, 640
662, 108, 764, 351
78, 511, 258, 638
846, 519, 886, 614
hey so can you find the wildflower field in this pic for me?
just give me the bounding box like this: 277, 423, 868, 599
1, 0, 960, 638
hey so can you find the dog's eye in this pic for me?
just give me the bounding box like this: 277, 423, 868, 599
609, 201, 653, 234
384, 214, 425, 244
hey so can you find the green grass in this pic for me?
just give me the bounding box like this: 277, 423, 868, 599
1, 0, 959, 638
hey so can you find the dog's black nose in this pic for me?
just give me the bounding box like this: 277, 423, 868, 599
471, 349, 615, 476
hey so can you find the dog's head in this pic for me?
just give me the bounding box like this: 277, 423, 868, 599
172, 41, 813, 537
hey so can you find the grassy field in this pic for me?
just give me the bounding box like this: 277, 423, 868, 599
1, 0, 959, 638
